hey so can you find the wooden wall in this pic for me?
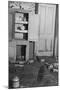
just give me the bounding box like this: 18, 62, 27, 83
8, 2, 58, 61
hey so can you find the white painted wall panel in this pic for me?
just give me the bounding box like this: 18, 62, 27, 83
28, 13, 39, 41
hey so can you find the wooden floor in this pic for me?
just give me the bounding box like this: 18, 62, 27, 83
9, 58, 58, 88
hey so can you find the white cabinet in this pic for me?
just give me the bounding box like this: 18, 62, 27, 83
35, 4, 56, 56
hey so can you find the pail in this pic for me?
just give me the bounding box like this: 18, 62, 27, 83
12, 76, 20, 88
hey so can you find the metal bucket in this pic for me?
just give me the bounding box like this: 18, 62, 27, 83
12, 76, 20, 88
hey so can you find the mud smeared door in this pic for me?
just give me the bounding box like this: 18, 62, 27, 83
35, 4, 56, 56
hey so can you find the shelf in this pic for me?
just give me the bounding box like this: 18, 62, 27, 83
14, 38, 26, 40
15, 21, 28, 24
8, 8, 32, 14
15, 32, 28, 40
14, 9, 29, 40
15, 30, 28, 33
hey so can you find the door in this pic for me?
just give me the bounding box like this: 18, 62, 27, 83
35, 4, 56, 56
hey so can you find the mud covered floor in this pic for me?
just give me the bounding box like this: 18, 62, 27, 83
9, 57, 58, 88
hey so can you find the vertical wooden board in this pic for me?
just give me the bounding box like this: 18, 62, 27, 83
35, 41, 40, 54
28, 13, 33, 41
28, 13, 39, 41
39, 6, 46, 34
9, 45, 16, 60
39, 40, 45, 51
9, 41, 16, 60
46, 39, 53, 51
45, 7, 53, 34
35, 40, 45, 55
45, 6, 56, 35
8, 14, 12, 40
29, 42, 34, 59
9, 46, 15, 58
55, 37, 58, 57
26, 42, 29, 61
16, 45, 21, 57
